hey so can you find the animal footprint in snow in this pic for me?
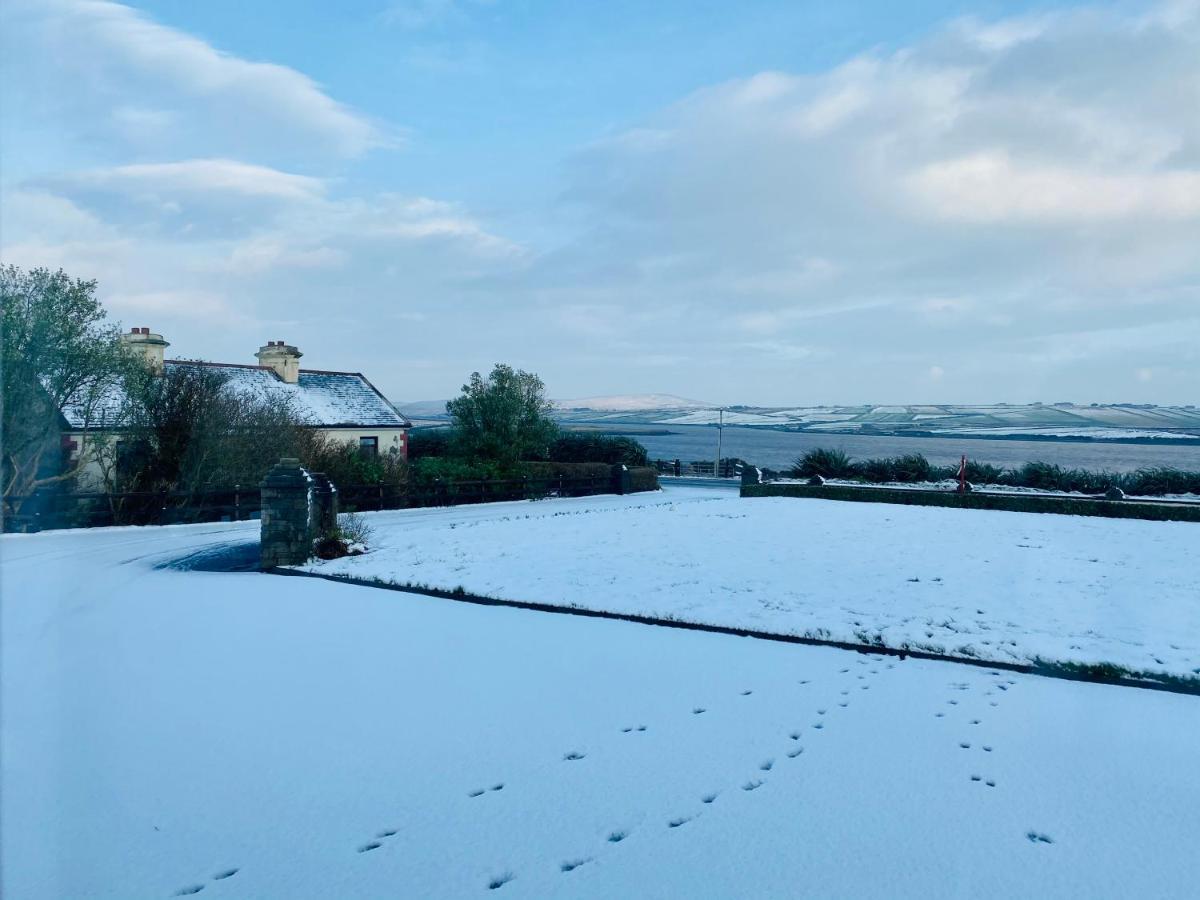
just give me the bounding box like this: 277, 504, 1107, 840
490, 783, 504, 791
959, 742, 971, 749
668, 816, 692, 828
468, 789, 486, 797
838, 701, 849, 707
376, 829, 397, 838
742, 780, 764, 791
563, 751, 586, 761
692, 707, 706, 715
787, 747, 804, 759
174, 887, 204, 897
358, 841, 382, 853
970, 719, 981, 725
760, 759, 774, 771
701, 793, 718, 804
560, 858, 591, 872
607, 830, 628, 843
971, 774, 982, 782
488, 872, 514, 889
213, 869, 238, 881
986, 780, 996, 787
741, 690, 753, 696
983, 745, 993, 752
1026, 831, 1053, 844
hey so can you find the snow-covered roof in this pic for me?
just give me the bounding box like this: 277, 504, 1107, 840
62, 361, 410, 430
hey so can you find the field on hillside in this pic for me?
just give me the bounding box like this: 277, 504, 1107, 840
306, 490, 1200, 681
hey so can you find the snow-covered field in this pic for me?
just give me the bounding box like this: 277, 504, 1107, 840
3, 491, 1200, 898
305, 489, 1200, 680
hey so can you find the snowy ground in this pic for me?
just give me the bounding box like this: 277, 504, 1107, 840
305, 488, 1200, 680
4, 494, 1200, 898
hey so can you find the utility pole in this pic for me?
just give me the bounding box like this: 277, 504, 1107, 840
715, 407, 724, 477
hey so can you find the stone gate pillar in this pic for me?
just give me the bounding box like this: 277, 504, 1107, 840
260, 458, 314, 569
309, 472, 339, 535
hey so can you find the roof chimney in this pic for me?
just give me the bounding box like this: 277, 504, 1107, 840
120, 327, 169, 373
255, 340, 303, 384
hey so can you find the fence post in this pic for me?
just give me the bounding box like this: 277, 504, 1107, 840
259, 458, 315, 569
673, 459, 681, 477
611, 464, 632, 495
234, 483, 241, 521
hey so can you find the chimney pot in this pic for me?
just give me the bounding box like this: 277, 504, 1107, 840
255, 339, 302, 383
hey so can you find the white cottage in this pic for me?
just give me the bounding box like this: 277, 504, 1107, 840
61, 328, 410, 487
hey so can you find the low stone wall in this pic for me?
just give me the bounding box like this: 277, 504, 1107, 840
741, 482, 1200, 523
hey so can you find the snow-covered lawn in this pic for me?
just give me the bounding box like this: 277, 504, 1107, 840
304, 488, 1200, 680
4, 499, 1200, 898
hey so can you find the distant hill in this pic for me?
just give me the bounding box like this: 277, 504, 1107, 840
552, 394, 710, 412
394, 397, 1200, 442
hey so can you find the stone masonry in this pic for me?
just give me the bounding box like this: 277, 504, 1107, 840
260, 458, 315, 569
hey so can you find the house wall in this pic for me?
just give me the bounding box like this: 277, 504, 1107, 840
318, 427, 408, 462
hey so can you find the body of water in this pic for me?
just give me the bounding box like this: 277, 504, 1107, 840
604, 425, 1200, 473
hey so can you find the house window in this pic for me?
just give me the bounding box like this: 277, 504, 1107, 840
359, 436, 379, 458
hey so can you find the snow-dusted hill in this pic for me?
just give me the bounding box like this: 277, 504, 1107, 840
394, 398, 1200, 441
552, 402, 1200, 440
553, 394, 710, 412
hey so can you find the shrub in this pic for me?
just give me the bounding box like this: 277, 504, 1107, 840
1122, 466, 1200, 496
891, 453, 935, 482
299, 432, 406, 488
964, 460, 1005, 484
521, 461, 613, 480
408, 456, 510, 484
628, 466, 661, 492
313, 536, 349, 560
336, 511, 373, 546
854, 457, 895, 482
313, 511, 373, 560
546, 433, 649, 466
407, 428, 454, 459
792, 448, 854, 479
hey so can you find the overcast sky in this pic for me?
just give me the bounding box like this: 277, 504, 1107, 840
2, 0, 1197, 405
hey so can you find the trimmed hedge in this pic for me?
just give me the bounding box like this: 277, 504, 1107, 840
742, 482, 1200, 522
628, 466, 660, 492
521, 461, 614, 481
790, 448, 1200, 496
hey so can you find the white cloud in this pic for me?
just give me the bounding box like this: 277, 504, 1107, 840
59, 160, 327, 202
4, 0, 387, 160
907, 152, 1200, 223
547, 1, 1200, 401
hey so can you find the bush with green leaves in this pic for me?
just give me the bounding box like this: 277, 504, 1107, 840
789, 446, 1198, 497
407, 428, 454, 460
791, 448, 855, 479
446, 363, 557, 468
545, 433, 649, 466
